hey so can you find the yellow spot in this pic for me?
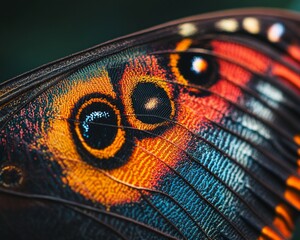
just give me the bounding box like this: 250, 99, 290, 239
215, 18, 239, 32
144, 97, 159, 110
178, 23, 198, 37
242, 17, 260, 34
268, 23, 285, 43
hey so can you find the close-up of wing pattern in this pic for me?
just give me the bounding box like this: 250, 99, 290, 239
0, 9, 300, 240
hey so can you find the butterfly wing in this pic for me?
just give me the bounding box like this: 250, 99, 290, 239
0, 8, 300, 240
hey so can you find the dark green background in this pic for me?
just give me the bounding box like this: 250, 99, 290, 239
1, 0, 300, 239
1, 0, 300, 81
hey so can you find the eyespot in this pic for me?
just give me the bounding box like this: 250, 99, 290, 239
131, 82, 173, 124
170, 39, 219, 93
72, 96, 126, 161
0, 165, 24, 189
177, 54, 218, 88
119, 56, 176, 132
123, 78, 176, 132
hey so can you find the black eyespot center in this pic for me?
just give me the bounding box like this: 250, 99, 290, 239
77, 100, 119, 151
0, 165, 24, 188
131, 82, 173, 124
177, 53, 218, 89
70, 94, 133, 170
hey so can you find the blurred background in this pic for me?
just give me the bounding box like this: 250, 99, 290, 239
1, 0, 300, 81
1, 0, 300, 239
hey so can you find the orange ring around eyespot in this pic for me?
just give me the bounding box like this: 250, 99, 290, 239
120, 56, 175, 132
127, 78, 175, 131
74, 98, 125, 160
170, 38, 193, 86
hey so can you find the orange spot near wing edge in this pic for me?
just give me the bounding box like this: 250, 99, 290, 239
259, 226, 282, 240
